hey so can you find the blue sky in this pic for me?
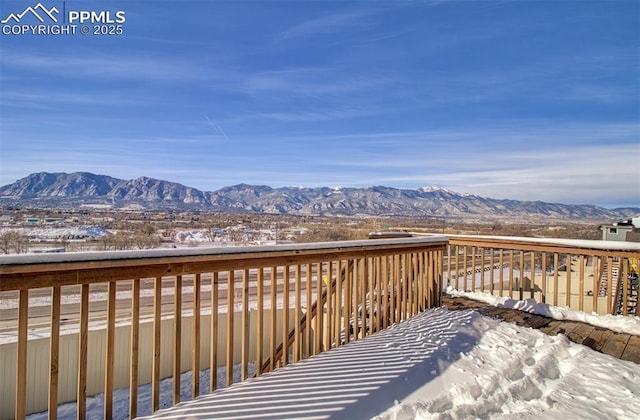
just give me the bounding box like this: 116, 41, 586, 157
1, 0, 638, 208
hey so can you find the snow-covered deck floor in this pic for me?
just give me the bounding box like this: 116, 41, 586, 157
140, 305, 640, 419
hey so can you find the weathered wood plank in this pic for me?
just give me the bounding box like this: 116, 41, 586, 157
566, 323, 595, 345
583, 328, 614, 352
601, 333, 631, 359
538, 320, 563, 335
621, 335, 640, 364
526, 315, 553, 330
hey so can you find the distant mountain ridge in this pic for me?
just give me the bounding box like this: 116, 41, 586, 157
1, 172, 637, 220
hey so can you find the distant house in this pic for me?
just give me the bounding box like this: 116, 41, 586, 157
600, 217, 638, 242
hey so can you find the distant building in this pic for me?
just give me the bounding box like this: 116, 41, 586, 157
600, 217, 638, 242
31, 247, 66, 253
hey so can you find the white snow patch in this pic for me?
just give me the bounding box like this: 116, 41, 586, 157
446, 287, 640, 336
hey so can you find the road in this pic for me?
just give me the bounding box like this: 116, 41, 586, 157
0, 270, 318, 339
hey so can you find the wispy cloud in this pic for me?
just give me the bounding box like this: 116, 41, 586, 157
242, 67, 393, 97
1, 90, 146, 108
2, 52, 207, 82
274, 9, 377, 42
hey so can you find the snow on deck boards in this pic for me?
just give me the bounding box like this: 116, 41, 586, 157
139, 308, 485, 420
138, 302, 640, 420
443, 296, 640, 364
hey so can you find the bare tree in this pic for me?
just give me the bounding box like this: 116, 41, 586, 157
0, 231, 28, 254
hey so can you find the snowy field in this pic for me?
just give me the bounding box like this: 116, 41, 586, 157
31, 300, 640, 419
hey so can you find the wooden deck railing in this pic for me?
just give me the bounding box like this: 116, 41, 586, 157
444, 235, 640, 316
0, 237, 445, 419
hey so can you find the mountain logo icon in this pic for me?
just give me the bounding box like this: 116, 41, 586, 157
1, 3, 59, 24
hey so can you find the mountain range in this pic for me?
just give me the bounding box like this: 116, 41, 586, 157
1, 172, 637, 221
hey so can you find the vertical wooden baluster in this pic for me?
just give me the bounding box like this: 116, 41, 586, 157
78, 284, 89, 418
305, 263, 313, 354
360, 258, 367, 337
49, 286, 61, 420
16, 289, 28, 420
553, 254, 559, 307
368, 257, 375, 336
226, 270, 234, 386
479, 248, 485, 294
326, 261, 333, 351
423, 252, 429, 310
388, 256, 395, 326
399, 254, 406, 320
508, 250, 514, 299
210, 272, 219, 392
578, 256, 585, 312
530, 252, 536, 299
257, 268, 264, 373
344, 260, 352, 344
421, 252, 428, 309
173, 275, 182, 406
282, 266, 290, 366
315, 262, 323, 353
519, 251, 525, 301
104, 281, 116, 420
192, 274, 201, 398
294, 265, 301, 362
422, 252, 428, 309
606, 257, 614, 314
390, 255, 396, 323
448, 245, 454, 290
432, 251, 438, 307
270, 266, 277, 370
355, 259, 362, 338
622, 259, 629, 316
540, 252, 547, 303
455, 245, 461, 291
425, 251, 430, 307
129, 279, 140, 418
376, 256, 383, 330
152, 277, 161, 412
404, 254, 410, 318
415, 252, 421, 314
412, 253, 418, 315
489, 249, 495, 297
566, 255, 572, 308
381, 256, 388, 328
335, 260, 343, 346
541, 253, 547, 303
387, 256, 394, 325
471, 247, 477, 293
242, 269, 250, 380
498, 251, 504, 297
395, 254, 402, 323
430, 250, 437, 307
350, 259, 358, 341
439, 249, 444, 306
592, 256, 599, 313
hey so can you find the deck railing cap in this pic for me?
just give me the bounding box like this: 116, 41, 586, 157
445, 233, 640, 252
0, 235, 448, 266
